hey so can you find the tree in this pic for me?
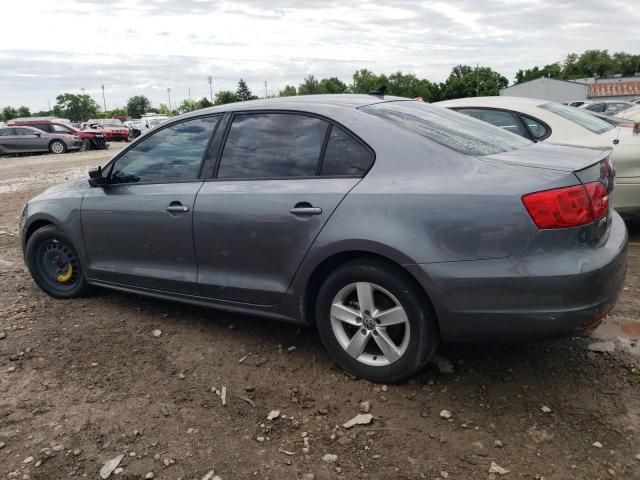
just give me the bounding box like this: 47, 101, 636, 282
16, 106, 31, 118
1, 106, 18, 122
53, 93, 101, 121
177, 99, 199, 114
126, 95, 151, 118
318, 77, 348, 94
439, 65, 508, 100
514, 63, 563, 84
350, 69, 387, 94
215, 90, 239, 105
197, 97, 213, 109
297, 75, 321, 95
279, 85, 297, 97
157, 103, 172, 115
236, 79, 256, 102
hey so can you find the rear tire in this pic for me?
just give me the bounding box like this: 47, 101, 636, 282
25, 225, 92, 298
315, 259, 439, 383
49, 140, 66, 154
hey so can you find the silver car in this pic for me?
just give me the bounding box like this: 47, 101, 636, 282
0, 125, 83, 155
20, 95, 628, 383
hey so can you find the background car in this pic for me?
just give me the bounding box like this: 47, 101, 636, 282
578, 100, 636, 116
564, 100, 590, 107
20, 96, 627, 383
582, 110, 638, 128
0, 125, 83, 155
435, 96, 640, 215
11, 119, 107, 150
85, 118, 130, 142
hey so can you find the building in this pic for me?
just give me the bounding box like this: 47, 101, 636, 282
500, 77, 587, 102
500, 75, 640, 102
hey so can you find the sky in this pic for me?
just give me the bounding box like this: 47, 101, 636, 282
0, 0, 639, 112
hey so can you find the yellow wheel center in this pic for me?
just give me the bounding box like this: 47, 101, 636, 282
56, 264, 73, 283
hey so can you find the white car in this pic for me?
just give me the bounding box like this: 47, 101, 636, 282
434, 96, 640, 215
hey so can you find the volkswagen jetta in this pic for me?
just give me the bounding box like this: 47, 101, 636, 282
20, 95, 628, 382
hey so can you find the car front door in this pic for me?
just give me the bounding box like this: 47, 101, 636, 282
193, 112, 374, 305
13, 127, 48, 152
81, 115, 220, 294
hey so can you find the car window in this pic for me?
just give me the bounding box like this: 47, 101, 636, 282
51, 124, 71, 133
361, 101, 531, 156
320, 125, 374, 176
110, 116, 219, 184
520, 115, 549, 140
456, 108, 525, 137
218, 113, 328, 179
585, 103, 606, 113
0, 128, 14, 136
609, 103, 630, 113
540, 102, 613, 134
15, 128, 36, 136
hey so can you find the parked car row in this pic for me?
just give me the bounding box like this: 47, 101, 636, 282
20, 94, 629, 382
0, 125, 84, 155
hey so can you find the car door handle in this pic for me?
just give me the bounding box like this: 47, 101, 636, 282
289, 207, 322, 216
166, 204, 189, 213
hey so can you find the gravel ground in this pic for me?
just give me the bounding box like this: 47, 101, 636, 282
1, 146, 639, 480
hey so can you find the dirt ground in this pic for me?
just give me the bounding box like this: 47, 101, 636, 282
1, 145, 639, 480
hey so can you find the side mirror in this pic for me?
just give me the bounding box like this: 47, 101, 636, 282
34, 132, 42, 137
88, 166, 106, 187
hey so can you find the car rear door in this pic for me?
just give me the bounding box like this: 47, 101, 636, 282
81, 115, 221, 294
193, 112, 374, 305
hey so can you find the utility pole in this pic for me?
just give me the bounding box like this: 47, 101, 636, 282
167, 87, 172, 112
476, 64, 480, 96
264, 81, 268, 98
188, 87, 191, 101
47, 99, 51, 112
207, 76, 213, 103
101, 84, 107, 117
80, 88, 85, 122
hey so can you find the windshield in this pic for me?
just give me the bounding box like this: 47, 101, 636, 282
103, 120, 123, 127
539, 102, 613, 134
360, 101, 531, 156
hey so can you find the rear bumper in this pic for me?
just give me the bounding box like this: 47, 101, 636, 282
407, 212, 628, 342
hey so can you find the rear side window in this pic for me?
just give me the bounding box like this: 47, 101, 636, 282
520, 115, 549, 140
31, 124, 51, 133
110, 116, 219, 184
0, 128, 13, 136
218, 113, 328, 179
456, 108, 525, 137
361, 101, 530, 156
15, 128, 36, 136
51, 124, 72, 133
320, 126, 373, 176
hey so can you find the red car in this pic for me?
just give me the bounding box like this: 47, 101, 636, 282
84, 119, 130, 142
11, 119, 107, 150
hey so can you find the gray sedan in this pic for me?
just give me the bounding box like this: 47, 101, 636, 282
0, 125, 83, 155
19, 95, 628, 383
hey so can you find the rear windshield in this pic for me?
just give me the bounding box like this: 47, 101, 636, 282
360, 101, 531, 156
539, 102, 613, 134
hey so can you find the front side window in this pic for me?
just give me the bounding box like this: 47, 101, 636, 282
361, 101, 531, 156
320, 126, 374, 176
456, 108, 525, 137
585, 103, 606, 113
110, 116, 219, 184
540, 102, 613, 134
218, 113, 328, 179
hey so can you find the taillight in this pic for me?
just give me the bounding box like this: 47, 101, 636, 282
522, 182, 608, 229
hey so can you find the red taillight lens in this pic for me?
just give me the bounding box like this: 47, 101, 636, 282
522, 182, 608, 229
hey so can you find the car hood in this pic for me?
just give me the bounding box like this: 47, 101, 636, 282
481, 142, 611, 172
29, 179, 90, 202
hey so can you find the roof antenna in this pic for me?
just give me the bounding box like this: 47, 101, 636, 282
368, 85, 387, 97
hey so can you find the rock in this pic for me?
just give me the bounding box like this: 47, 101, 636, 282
7, 366, 16, 373
527, 427, 555, 444
160, 406, 169, 417
359, 401, 371, 413
322, 453, 338, 463
540, 406, 552, 414
439, 410, 452, 419
144, 473, 154, 479
114, 468, 123, 474
23, 456, 34, 464
381, 385, 388, 392
0, 442, 5, 449
177, 373, 186, 380
0, 332, 6, 339
151, 329, 162, 338
635, 453, 640, 461
100, 454, 125, 479
201, 471, 216, 480
489, 462, 509, 475
592, 441, 603, 448
494, 440, 503, 448
440, 471, 449, 478
342, 413, 373, 429
73, 449, 82, 456
162, 458, 175, 466
52, 445, 64, 452
267, 410, 281, 421
431, 354, 454, 374
588, 341, 615, 353
220, 386, 227, 406
256, 436, 266, 442
302, 475, 315, 480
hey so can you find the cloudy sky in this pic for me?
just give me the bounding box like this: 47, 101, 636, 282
1, 0, 638, 111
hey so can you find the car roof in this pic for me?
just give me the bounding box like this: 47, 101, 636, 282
434, 96, 549, 108
177, 94, 409, 120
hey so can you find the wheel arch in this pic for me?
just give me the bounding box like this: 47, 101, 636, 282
301, 249, 440, 332
48, 138, 66, 152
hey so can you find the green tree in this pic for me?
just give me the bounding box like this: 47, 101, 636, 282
16, 106, 31, 118
197, 97, 213, 109
236, 79, 255, 102
350, 69, 388, 94
157, 103, 172, 115
279, 85, 298, 97
514, 63, 563, 84
177, 99, 199, 114
297, 75, 321, 95
126, 95, 151, 118
53, 93, 101, 121
318, 77, 348, 94
1, 106, 18, 122
439, 65, 508, 100
215, 90, 239, 105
